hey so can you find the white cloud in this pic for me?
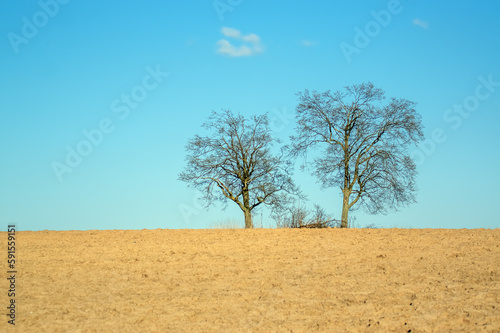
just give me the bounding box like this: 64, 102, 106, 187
216, 39, 253, 57
221, 27, 241, 38
216, 27, 263, 57
301, 39, 318, 47
242, 33, 260, 43
413, 18, 429, 29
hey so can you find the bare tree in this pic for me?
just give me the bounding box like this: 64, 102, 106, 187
179, 110, 300, 228
290, 82, 424, 228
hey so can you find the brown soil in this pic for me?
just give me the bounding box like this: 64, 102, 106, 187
1, 228, 499, 332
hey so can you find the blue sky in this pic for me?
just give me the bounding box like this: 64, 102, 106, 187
1, 0, 499, 230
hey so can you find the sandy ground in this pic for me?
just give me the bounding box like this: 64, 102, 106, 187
1, 228, 499, 332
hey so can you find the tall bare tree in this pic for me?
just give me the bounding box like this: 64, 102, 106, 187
179, 110, 300, 228
290, 82, 424, 228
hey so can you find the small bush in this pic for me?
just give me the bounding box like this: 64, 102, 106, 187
275, 204, 339, 228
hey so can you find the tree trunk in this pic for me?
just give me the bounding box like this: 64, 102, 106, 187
243, 209, 253, 229
341, 190, 350, 228
242, 187, 253, 229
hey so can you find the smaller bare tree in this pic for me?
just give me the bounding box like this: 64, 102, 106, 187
179, 110, 301, 228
